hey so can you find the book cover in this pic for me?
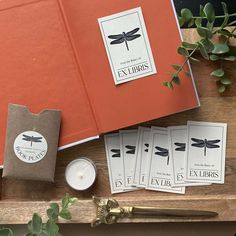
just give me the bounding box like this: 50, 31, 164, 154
0, 0, 199, 166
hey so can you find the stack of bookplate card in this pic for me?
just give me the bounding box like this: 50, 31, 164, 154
104, 121, 227, 194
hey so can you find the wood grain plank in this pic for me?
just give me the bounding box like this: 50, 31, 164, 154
0, 196, 236, 224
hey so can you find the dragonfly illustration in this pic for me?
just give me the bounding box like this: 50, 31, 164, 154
111, 149, 121, 158
22, 134, 42, 147
155, 146, 169, 165
191, 138, 220, 156
125, 145, 136, 154
174, 142, 186, 152
108, 27, 141, 51
144, 143, 149, 152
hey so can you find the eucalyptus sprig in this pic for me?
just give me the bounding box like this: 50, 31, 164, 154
0, 194, 78, 236
164, 2, 236, 93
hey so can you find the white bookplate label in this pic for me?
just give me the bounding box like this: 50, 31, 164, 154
13, 131, 48, 164
98, 7, 157, 85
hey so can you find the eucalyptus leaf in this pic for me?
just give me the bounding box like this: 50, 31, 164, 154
223, 55, 236, 61
163, 82, 173, 89
198, 42, 209, 59
172, 75, 181, 85
218, 85, 226, 93
212, 43, 230, 54
62, 194, 70, 209
188, 18, 195, 27
197, 26, 213, 39
178, 16, 185, 27
184, 70, 191, 77
181, 8, 193, 23
195, 18, 202, 27
171, 64, 181, 71
31, 213, 42, 234
45, 221, 59, 236
203, 3, 215, 23
200, 39, 214, 52
199, 4, 205, 17
210, 68, 224, 77
47, 208, 58, 222
50, 203, 60, 215
182, 41, 198, 49
209, 54, 220, 61
177, 47, 189, 56
189, 57, 201, 63
221, 77, 232, 85
59, 209, 72, 220
221, 2, 229, 28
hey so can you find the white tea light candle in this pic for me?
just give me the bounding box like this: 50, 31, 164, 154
65, 158, 97, 191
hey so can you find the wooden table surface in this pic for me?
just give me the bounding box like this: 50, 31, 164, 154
0, 29, 236, 225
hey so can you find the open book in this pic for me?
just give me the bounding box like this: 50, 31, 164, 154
0, 0, 199, 166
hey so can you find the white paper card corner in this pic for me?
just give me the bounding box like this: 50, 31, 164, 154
98, 7, 157, 85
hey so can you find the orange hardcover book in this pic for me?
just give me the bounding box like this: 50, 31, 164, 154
0, 0, 199, 166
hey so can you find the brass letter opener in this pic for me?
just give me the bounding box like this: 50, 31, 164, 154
92, 196, 218, 227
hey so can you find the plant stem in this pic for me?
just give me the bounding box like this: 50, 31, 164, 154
228, 20, 236, 26
171, 46, 199, 83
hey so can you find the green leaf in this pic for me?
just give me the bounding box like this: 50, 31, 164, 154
210, 54, 220, 61
222, 55, 236, 61
47, 208, 58, 222
199, 5, 205, 17
198, 42, 209, 59
45, 221, 59, 236
218, 85, 226, 93
50, 203, 60, 215
220, 77, 232, 85
203, 3, 215, 23
181, 8, 193, 24
200, 39, 214, 53
59, 209, 72, 220
195, 18, 202, 27
212, 43, 229, 54
177, 47, 189, 56
163, 82, 174, 89
171, 64, 181, 71
184, 70, 191, 77
0, 228, 14, 236
62, 194, 70, 208
221, 2, 229, 28
197, 26, 213, 38
210, 68, 224, 77
188, 18, 195, 27
31, 213, 42, 234
172, 75, 181, 85
182, 41, 198, 50
189, 57, 200, 63
178, 16, 185, 27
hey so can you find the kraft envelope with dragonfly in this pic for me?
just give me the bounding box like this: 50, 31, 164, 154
3, 104, 61, 182
98, 7, 157, 85
186, 121, 227, 184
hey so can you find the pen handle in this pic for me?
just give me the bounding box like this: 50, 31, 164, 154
132, 207, 218, 218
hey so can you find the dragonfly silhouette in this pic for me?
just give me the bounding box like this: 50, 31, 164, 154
108, 28, 141, 51
191, 138, 220, 156
155, 146, 169, 165
22, 134, 42, 147
110, 149, 121, 158
174, 142, 186, 151
125, 145, 136, 154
